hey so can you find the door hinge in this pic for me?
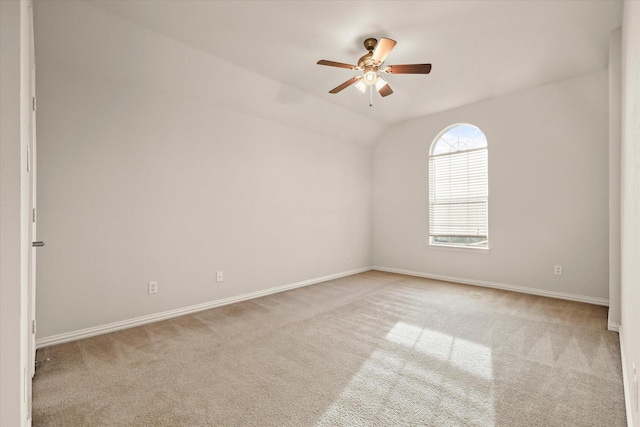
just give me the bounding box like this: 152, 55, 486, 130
32, 96, 36, 112
32, 208, 36, 223
32, 319, 36, 334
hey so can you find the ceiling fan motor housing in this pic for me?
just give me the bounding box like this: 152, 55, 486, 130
359, 38, 384, 84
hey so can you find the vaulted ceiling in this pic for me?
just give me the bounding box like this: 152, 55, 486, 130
85, 0, 622, 126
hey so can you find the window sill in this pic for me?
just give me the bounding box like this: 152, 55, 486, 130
428, 244, 491, 253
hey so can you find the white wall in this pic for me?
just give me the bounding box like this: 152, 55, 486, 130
621, 2, 640, 425
34, 1, 372, 340
609, 27, 622, 330
372, 71, 610, 302
0, 1, 32, 425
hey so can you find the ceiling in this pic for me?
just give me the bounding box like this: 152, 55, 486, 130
85, 0, 622, 126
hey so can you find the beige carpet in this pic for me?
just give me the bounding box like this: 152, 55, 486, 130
33, 271, 626, 426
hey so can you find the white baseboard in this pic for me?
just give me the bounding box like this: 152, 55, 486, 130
36, 265, 612, 348
36, 267, 372, 349
620, 327, 635, 427
372, 266, 610, 306
608, 321, 621, 333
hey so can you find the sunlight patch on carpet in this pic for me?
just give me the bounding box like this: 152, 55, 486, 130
386, 321, 494, 381
316, 322, 496, 426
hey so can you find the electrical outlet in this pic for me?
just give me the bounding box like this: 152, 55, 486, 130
554, 265, 562, 275
148, 281, 158, 294
216, 271, 223, 283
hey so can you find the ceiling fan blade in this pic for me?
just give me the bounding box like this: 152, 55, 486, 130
371, 37, 397, 64
329, 76, 360, 94
317, 60, 358, 70
383, 64, 432, 74
378, 83, 393, 97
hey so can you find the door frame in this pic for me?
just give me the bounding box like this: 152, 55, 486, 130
27, 0, 37, 381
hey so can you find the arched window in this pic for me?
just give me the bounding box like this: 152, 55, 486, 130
429, 124, 488, 248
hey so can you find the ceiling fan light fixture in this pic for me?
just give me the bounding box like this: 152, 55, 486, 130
355, 79, 367, 93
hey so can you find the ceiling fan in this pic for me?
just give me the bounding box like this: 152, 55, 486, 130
317, 37, 431, 101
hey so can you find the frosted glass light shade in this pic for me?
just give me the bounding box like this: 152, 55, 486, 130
375, 76, 388, 92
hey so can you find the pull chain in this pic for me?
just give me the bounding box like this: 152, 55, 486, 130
369, 85, 373, 107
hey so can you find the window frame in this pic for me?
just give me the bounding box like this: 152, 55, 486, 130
428, 123, 489, 250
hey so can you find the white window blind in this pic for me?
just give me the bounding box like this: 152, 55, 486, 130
429, 124, 488, 247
